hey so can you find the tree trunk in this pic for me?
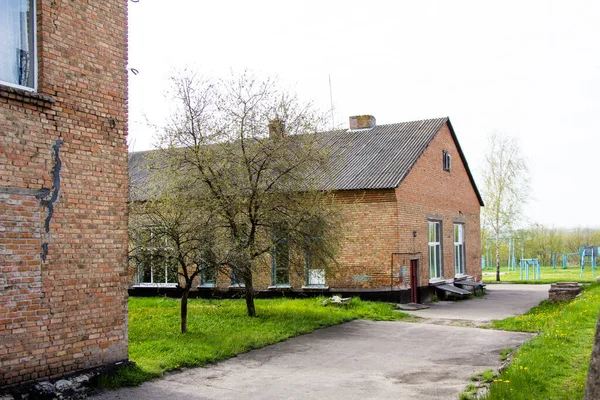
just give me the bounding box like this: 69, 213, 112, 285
181, 287, 189, 333
244, 272, 256, 317
584, 314, 600, 399
495, 229, 501, 282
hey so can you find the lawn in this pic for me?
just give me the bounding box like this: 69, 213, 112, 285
102, 296, 410, 387
478, 282, 600, 400
482, 265, 597, 284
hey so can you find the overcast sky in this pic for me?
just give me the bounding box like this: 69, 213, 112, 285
128, 0, 600, 229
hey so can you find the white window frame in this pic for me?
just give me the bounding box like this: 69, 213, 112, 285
307, 268, 325, 286
454, 224, 466, 275
304, 221, 327, 287
428, 221, 442, 279
0, 0, 38, 91
135, 229, 178, 288
271, 234, 290, 287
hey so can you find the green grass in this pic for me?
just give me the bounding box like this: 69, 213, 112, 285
480, 282, 600, 399
499, 347, 513, 361
482, 265, 598, 284
100, 296, 409, 387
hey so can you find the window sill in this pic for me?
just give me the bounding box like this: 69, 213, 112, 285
454, 274, 471, 281
301, 285, 329, 290
428, 278, 446, 286
197, 284, 216, 289
0, 83, 55, 107
228, 284, 246, 289
132, 283, 178, 288
268, 285, 292, 290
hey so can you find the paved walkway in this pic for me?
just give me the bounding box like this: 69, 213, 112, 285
93, 284, 548, 400
403, 283, 550, 325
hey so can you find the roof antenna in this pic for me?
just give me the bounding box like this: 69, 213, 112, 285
329, 74, 335, 129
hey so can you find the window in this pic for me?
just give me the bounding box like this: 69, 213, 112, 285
307, 267, 325, 286
428, 221, 442, 278
230, 270, 245, 287
442, 150, 451, 171
272, 227, 290, 286
454, 224, 465, 275
200, 267, 216, 286
304, 220, 326, 286
198, 247, 217, 287
0, 0, 36, 90
138, 257, 178, 286
135, 228, 178, 287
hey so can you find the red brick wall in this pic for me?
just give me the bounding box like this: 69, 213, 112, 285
327, 190, 399, 289
198, 190, 399, 291
0, 0, 129, 386
395, 122, 482, 286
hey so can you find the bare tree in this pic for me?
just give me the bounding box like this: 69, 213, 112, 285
129, 187, 219, 333
481, 132, 530, 281
146, 70, 341, 318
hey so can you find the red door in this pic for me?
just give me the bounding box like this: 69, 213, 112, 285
410, 259, 419, 303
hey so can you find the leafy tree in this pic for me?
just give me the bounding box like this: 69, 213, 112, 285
481, 132, 530, 281
143, 70, 341, 318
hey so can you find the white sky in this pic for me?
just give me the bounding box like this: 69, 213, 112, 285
128, 0, 600, 229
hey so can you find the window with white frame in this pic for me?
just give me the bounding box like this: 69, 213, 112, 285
137, 254, 178, 286
136, 228, 178, 287
428, 221, 442, 279
197, 243, 217, 287
272, 227, 290, 286
454, 224, 465, 275
0, 0, 36, 90
305, 220, 325, 286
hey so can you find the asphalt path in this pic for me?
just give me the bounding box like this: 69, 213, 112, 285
93, 284, 548, 400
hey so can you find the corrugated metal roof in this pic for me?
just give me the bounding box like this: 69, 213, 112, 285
314, 117, 448, 191
128, 117, 484, 205
128, 150, 153, 202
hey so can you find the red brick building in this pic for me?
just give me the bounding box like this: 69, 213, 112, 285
0, 0, 129, 387
129, 116, 482, 303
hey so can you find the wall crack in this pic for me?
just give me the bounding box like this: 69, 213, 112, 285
38, 139, 63, 262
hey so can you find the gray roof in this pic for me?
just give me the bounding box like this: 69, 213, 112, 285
129, 117, 483, 205
128, 150, 154, 202
316, 117, 447, 190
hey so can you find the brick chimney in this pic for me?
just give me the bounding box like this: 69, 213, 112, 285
268, 119, 286, 138
349, 115, 376, 130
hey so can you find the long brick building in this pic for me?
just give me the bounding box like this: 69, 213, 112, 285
1, 0, 129, 387
129, 115, 483, 303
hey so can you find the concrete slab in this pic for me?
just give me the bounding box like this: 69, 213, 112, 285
404, 283, 549, 322
397, 302, 429, 311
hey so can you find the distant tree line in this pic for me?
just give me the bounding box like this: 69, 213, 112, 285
482, 225, 600, 267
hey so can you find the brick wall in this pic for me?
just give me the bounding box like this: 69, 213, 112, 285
327, 190, 399, 289
395, 122, 482, 286
0, 0, 129, 387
